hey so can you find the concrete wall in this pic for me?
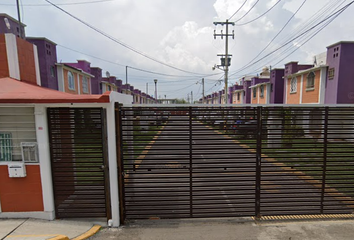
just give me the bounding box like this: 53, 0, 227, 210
26, 38, 58, 90
90, 67, 102, 94
0, 14, 26, 39
270, 69, 285, 104
0, 34, 40, 85
0, 165, 44, 212
335, 43, 354, 103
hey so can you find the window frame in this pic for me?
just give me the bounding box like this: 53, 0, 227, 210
290, 77, 297, 93
68, 71, 75, 90
260, 85, 264, 98
50, 66, 55, 77
328, 68, 335, 80
253, 88, 257, 99
237, 92, 240, 101
306, 72, 315, 89
0, 107, 38, 163
82, 76, 89, 93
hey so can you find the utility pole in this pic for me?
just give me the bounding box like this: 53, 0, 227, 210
191, 91, 193, 104
154, 79, 158, 103
146, 82, 148, 94
187, 93, 190, 104
126, 66, 128, 84
214, 20, 235, 104
16, 0, 22, 38
202, 78, 205, 104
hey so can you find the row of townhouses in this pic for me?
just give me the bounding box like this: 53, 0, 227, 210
201, 41, 354, 105
0, 13, 156, 104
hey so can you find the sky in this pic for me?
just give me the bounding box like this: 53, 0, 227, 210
1, 0, 354, 101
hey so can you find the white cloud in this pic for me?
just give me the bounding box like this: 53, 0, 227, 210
1, 0, 353, 99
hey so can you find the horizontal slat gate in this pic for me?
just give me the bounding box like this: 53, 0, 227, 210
118, 106, 354, 222
119, 106, 258, 220
48, 108, 109, 218
261, 107, 354, 216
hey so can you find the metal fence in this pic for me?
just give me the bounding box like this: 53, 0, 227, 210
117, 105, 354, 222
48, 108, 110, 219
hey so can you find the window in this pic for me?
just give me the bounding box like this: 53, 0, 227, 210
0, 107, 38, 162
237, 92, 240, 101
82, 76, 89, 93
68, 71, 75, 90
328, 68, 335, 80
307, 72, 315, 89
107, 85, 111, 91
260, 85, 264, 97
253, 88, 257, 98
50, 66, 55, 77
290, 77, 297, 93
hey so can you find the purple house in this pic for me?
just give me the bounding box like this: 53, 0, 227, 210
270, 69, 285, 104
284, 62, 313, 78
26, 37, 58, 90
116, 79, 123, 93
241, 77, 253, 104
0, 13, 26, 39
230, 84, 244, 104
122, 84, 131, 95
325, 41, 354, 104
65, 60, 91, 74
90, 67, 102, 94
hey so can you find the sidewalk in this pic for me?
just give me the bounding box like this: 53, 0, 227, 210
92, 217, 354, 240
0, 218, 104, 240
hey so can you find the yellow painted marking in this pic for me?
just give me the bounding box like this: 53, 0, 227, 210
265, 189, 280, 193
72, 225, 101, 240
6, 235, 65, 239
125, 125, 166, 178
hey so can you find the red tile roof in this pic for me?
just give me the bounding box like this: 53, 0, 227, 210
0, 77, 110, 103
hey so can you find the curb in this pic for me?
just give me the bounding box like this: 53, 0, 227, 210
49, 235, 70, 240
71, 225, 101, 240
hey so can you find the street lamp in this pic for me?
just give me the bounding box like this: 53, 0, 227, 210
154, 79, 158, 103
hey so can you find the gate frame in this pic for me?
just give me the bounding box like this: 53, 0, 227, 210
116, 104, 354, 223
47, 107, 112, 219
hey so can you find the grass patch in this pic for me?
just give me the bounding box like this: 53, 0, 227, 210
204, 120, 354, 198
122, 124, 163, 160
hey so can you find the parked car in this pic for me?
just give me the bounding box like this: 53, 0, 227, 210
234, 119, 267, 138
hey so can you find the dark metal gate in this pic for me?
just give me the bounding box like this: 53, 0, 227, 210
117, 105, 354, 222
48, 108, 111, 219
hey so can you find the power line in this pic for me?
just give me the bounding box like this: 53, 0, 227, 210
160, 82, 197, 94
58, 44, 219, 79
1, 0, 115, 6
239, 0, 346, 74
229, 1, 354, 78
228, 0, 248, 21
234, 0, 307, 74
271, 5, 347, 67
229, 0, 353, 79
44, 0, 213, 76
233, 0, 260, 23
127, 66, 219, 78
235, 0, 282, 26
204, 74, 225, 95
229, 0, 344, 77
273, 0, 346, 48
